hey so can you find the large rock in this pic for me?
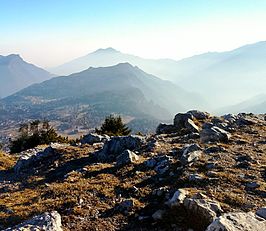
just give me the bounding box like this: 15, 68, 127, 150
167, 189, 188, 207
206, 212, 266, 231
185, 119, 200, 133
4, 211, 63, 231
156, 123, 178, 134
187, 110, 211, 120
14, 146, 57, 174
200, 126, 231, 143
184, 198, 223, 224
97, 135, 145, 161
174, 112, 199, 133
81, 133, 110, 145
180, 144, 202, 165
116, 149, 139, 167
174, 113, 193, 128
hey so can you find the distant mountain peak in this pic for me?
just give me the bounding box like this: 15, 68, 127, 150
113, 62, 134, 68
0, 54, 24, 65
93, 47, 120, 54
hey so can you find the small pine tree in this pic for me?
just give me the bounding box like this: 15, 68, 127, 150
96, 115, 131, 136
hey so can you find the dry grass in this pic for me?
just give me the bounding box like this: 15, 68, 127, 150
0, 151, 16, 170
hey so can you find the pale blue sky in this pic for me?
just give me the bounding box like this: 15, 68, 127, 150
1, 0, 266, 67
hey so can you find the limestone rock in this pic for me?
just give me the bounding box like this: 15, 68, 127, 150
200, 126, 231, 143
102, 135, 145, 155
116, 149, 139, 167
184, 198, 223, 223
156, 123, 179, 134
4, 211, 63, 231
185, 119, 200, 133
81, 133, 110, 145
174, 113, 194, 128
206, 212, 266, 231
180, 144, 202, 165
14, 146, 56, 174
187, 110, 211, 120
167, 189, 188, 207
97, 135, 145, 161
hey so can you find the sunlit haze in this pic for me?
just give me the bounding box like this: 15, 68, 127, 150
1, 0, 266, 67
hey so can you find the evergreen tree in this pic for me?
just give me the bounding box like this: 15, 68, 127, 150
96, 115, 131, 136
10, 120, 68, 153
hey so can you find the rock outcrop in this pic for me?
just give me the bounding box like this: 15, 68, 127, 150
81, 133, 110, 145
96, 135, 145, 161
14, 146, 56, 174
206, 212, 266, 231
200, 126, 231, 143
116, 150, 139, 167
4, 211, 63, 231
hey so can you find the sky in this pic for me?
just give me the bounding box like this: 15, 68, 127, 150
1, 0, 266, 67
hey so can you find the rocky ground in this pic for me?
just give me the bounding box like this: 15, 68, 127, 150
0, 111, 265, 230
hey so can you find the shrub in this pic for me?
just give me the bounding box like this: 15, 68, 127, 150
96, 115, 131, 136
10, 120, 68, 153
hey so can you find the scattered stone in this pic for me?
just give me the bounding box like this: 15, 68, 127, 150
205, 146, 225, 154
14, 146, 57, 174
206, 212, 266, 231
154, 156, 172, 175
152, 187, 169, 197
180, 144, 202, 165
188, 174, 204, 182
81, 133, 110, 145
186, 132, 200, 139
116, 149, 139, 167
237, 117, 257, 126
187, 110, 210, 120
185, 119, 199, 133
144, 158, 157, 168
97, 135, 145, 161
184, 198, 223, 223
117, 199, 134, 214
205, 162, 217, 170
173, 112, 200, 134
105, 135, 145, 154
156, 123, 178, 134
246, 182, 260, 189
174, 113, 194, 128
256, 207, 266, 219
222, 114, 238, 123
4, 211, 63, 231
167, 189, 188, 207
152, 209, 166, 220
236, 160, 251, 169
200, 126, 231, 143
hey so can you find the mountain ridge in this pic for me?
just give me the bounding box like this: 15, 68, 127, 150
0, 54, 54, 98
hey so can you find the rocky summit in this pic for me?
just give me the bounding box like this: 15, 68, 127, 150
0, 111, 265, 230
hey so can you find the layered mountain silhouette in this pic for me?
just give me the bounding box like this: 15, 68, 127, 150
49, 47, 177, 79
50, 42, 266, 110
1, 63, 204, 132
218, 94, 266, 114
0, 54, 53, 98
174, 41, 266, 108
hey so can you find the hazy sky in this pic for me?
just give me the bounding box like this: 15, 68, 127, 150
1, 0, 266, 67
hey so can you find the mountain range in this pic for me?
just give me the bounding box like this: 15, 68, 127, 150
50, 41, 266, 109
0, 63, 205, 133
0, 54, 53, 98
218, 94, 266, 114
0, 40, 265, 131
